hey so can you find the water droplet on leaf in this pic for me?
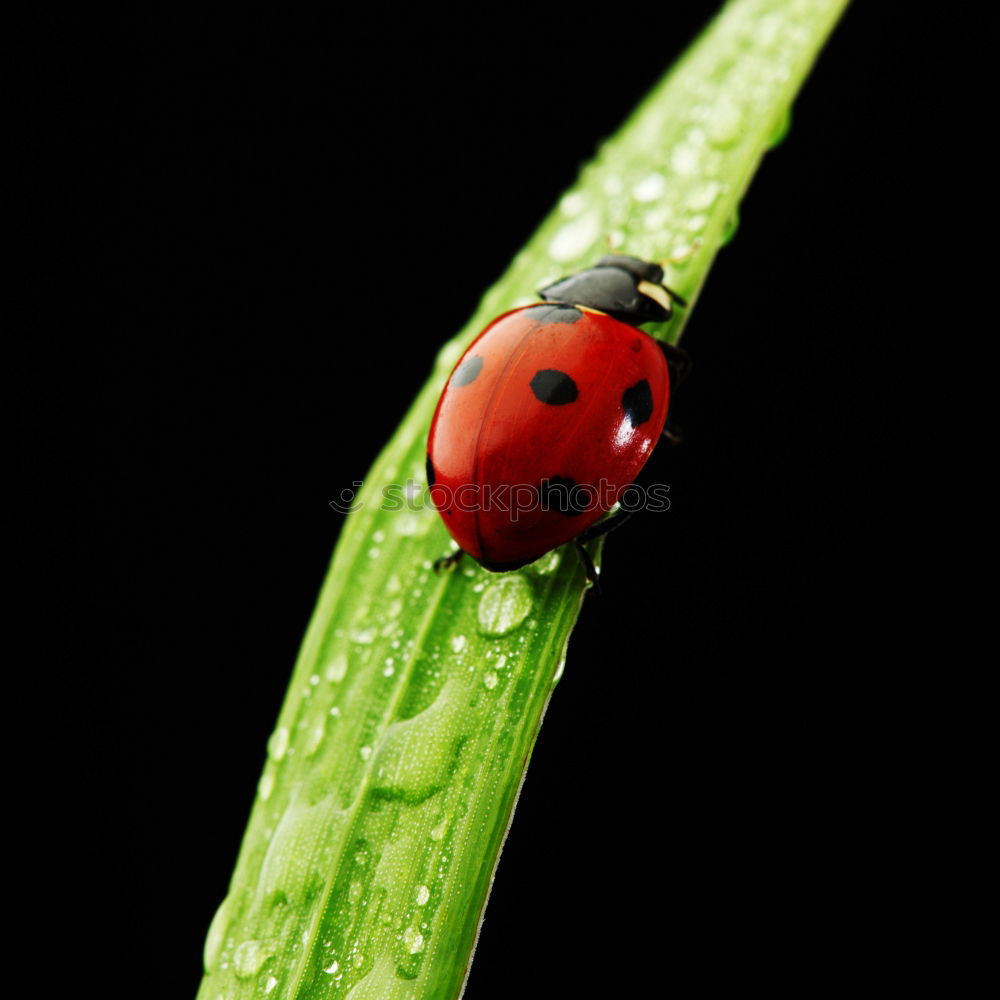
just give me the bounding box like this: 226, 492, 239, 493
233, 939, 275, 979
477, 576, 532, 637
267, 727, 289, 761
258, 770, 275, 801
325, 652, 349, 682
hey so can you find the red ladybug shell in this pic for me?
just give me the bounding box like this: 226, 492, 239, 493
427, 302, 670, 569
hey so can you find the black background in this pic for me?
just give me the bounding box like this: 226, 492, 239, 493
35, 3, 952, 997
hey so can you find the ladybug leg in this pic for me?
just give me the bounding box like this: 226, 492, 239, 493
659, 342, 692, 385
575, 508, 634, 545
573, 509, 636, 593
659, 342, 690, 444
661, 420, 684, 446
433, 547, 465, 574
574, 539, 601, 593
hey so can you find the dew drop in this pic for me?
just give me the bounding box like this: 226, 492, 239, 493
670, 144, 700, 176
258, 795, 345, 905
350, 626, 376, 645
258, 770, 275, 801
436, 338, 464, 372
233, 939, 275, 979
633, 171, 666, 202
687, 180, 721, 211
559, 191, 586, 216
495, 654, 507, 671
304, 720, 326, 757
643, 205, 674, 232
324, 960, 340, 975
264, 976, 278, 994
403, 927, 425, 954
344, 957, 397, 1000
477, 576, 532, 637
552, 653, 568, 686
528, 549, 561, 576
450, 635, 467, 654
685, 125, 707, 148
267, 726, 289, 762
706, 98, 744, 146
671, 239, 698, 261
368, 547, 380, 560
756, 11, 781, 45
325, 651, 349, 682
704, 150, 724, 177
548, 212, 600, 262
360, 745, 372, 760
395, 513, 422, 537
203, 894, 232, 972
371, 685, 463, 804
372, 529, 385, 543
416, 884, 430, 906
484, 672, 498, 690
430, 819, 448, 841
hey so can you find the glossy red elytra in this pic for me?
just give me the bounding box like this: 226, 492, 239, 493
426, 255, 688, 583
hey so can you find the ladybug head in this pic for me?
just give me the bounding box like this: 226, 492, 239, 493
539, 255, 686, 325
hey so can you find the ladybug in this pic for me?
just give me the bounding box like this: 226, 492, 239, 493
426, 254, 689, 584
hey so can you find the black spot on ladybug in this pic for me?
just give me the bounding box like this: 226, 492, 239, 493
425, 455, 436, 486
451, 354, 483, 387
539, 475, 592, 516
524, 304, 582, 325
530, 369, 578, 405
622, 379, 653, 426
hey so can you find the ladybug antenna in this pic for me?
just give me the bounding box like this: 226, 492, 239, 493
657, 239, 702, 269
647, 240, 702, 311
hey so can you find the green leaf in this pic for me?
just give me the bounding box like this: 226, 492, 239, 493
197, 2, 849, 997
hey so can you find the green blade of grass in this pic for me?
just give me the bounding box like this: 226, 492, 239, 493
198, 2, 849, 997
